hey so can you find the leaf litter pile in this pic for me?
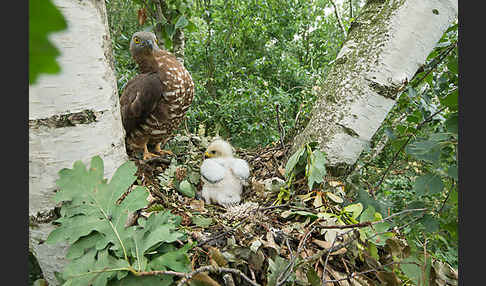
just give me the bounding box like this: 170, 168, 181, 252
48, 132, 458, 286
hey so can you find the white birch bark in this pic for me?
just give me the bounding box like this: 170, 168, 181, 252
292, 0, 458, 175
29, 0, 128, 284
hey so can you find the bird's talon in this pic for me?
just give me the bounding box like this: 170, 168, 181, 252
143, 152, 160, 160
155, 149, 174, 156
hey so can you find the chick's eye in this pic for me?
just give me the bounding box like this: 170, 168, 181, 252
134, 37, 140, 44
211, 150, 216, 154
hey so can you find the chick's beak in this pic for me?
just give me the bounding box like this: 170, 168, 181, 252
204, 152, 211, 159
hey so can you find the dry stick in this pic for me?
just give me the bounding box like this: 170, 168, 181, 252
276, 225, 318, 286
341, 256, 352, 284
349, 0, 353, 19
422, 237, 428, 286
275, 103, 286, 149
294, 103, 304, 127
323, 261, 419, 283
223, 273, 236, 286
175, 265, 260, 286
438, 179, 455, 214
372, 106, 447, 195
411, 41, 457, 88
136, 269, 189, 277
142, 156, 172, 164
329, 0, 347, 37
319, 208, 427, 229
285, 237, 294, 260
298, 228, 357, 268
321, 230, 340, 286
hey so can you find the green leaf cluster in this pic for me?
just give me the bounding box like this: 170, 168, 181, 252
267, 255, 295, 286
284, 142, 327, 191
358, 206, 392, 247
29, 0, 68, 84
46, 156, 192, 285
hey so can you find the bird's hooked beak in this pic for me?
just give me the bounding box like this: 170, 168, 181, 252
142, 39, 154, 50
204, 152, 212, 159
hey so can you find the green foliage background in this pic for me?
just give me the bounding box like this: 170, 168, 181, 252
107, 0, 347, 148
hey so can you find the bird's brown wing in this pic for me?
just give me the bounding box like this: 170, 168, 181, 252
120, 72, 164, 134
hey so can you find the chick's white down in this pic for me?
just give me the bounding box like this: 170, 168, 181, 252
200, 139, 250, 207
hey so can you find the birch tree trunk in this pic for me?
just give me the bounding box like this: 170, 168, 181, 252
292, 0, 458, 176
29, 0, 127, 284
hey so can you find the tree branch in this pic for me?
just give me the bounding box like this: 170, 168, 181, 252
319, 208, 427, 229
321, 229, 340, 285
276, 224, 317, 286
323, 261, 419, 283
349, 0, 353, 19
275, 103, 286, 149
329, 0, 347, 37
175, 265, 260, 286
411, 41, 457, 88
372, 106, 447, 195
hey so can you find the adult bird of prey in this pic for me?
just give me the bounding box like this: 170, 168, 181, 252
120, 31, 195, 160
200, 139, 250, 208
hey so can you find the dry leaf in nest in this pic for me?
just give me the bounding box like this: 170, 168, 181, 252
431, 260, 458, 286
191, 273, 221, 286
209, 246, 228, 267
324, 267, 353, 286
124, 211, 140, 227
278, 166, 286, 177
251, 178, 266, 199
262, 230, 281, 255
189, 199, 206, 212
376, 271, 402, 286
312, 239, 347, 255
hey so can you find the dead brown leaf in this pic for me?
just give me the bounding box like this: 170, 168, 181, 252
189, 199, 206, 212
278, 167, 285, 177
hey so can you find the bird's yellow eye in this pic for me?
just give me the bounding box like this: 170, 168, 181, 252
134, 37, 140, 44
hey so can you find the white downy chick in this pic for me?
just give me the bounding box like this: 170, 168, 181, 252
200, 139, 250, 207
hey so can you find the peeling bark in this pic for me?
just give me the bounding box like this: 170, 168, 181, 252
292, 0, 457, 176
28, 0, 128, 284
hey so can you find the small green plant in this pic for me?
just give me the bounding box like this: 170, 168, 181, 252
46, 156, 192, 285
275, 142, 327, 204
